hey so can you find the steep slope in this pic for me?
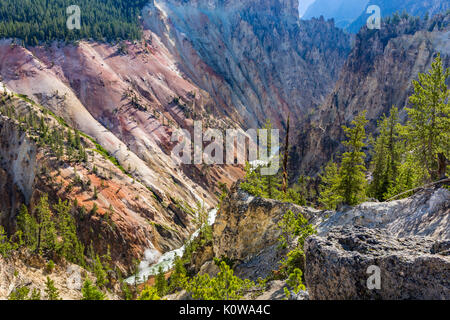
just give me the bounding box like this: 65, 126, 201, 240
348, 0, 450, 33
303, 0, 369, 29
0, 89, 202, 273
186, 182, 449, 299
143, 0, 352, 129
0, 35, 239, 204
291, 12, 450, 176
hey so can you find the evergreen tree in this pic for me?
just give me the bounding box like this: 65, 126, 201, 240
81, 279, 106, 300
93, 254, 109, 288
138, 286, 161, 300
405, 53, 449, 181
240, 162, 264, 197
0, 226, 15, 257
337, 112, 368, 206
185, 261, 254, 300
44, 277, 60, 300
55, 199, 85, 266
318, 160, 342, 210
259, 119, 281, 199
155, 266, 168, 297
282, 115, 290, 195
35, 195, 57, 254
16, 204, 38, 250
169, 256, 187, 292
369, 107, 404, 201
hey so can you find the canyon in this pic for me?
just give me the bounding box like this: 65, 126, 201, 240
0, 0, 448, 300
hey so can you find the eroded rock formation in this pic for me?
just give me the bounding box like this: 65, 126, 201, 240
305, 226, 450, 300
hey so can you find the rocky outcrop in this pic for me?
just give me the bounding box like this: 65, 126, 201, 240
207, 184, 449, 299
212, 185, 319, 279
315, 188, 450, 239
292, 13, 450, 176
143, 0, 351, 130
0, 250, 119, 300
304, 187, 449, 300
305, 226, 450, 300
348, 0, 450, 33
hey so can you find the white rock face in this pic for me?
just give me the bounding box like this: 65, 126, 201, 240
315, 188, 450, 239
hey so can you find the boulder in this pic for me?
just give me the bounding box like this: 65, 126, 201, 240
304, 226, 450, 300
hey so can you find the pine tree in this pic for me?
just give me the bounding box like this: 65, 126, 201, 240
0, 226, 15, 257
318, 160, 342, 210
93, 254, 108, 288
138, 286, 161, 300
337, 112, 368, 206
55, 199, 85, 266
16, 204, 38, 250
35, 194, 57, 254
81, 279, 106, 300
155, 266, 168, 297
259, 119, 281, 199
282, 115, 290, 195
369, 107, 404, 201
44, 277, 60, 300
240, 162, 264, 197
169, 256, 187, 292
405, 53, 449, 181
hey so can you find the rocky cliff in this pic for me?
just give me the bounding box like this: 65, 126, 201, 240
143, 0, 352, 129
203, 185, 449, 299
305, 226, 449, 300
0, 89, 199, 273
291, 12, 450, 176
212, 183, 319, 280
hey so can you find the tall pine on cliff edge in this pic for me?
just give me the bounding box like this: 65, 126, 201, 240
405, 53, 449, 181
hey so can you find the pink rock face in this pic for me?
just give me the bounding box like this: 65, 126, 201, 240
0, 32, 242, 272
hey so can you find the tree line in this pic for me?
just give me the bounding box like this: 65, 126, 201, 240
0, 0, 148, 45
320, 54, 449, 208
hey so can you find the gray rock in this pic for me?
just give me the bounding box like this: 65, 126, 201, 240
304, 226, 450, 300
315, 188, 450, 240
213, 186, 319, 280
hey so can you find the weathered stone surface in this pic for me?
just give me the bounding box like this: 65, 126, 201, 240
0, 250, 119, 300
252, 280, 309, 300
304, 226, 450, 300
292, 13, 450, 176
143, 0, 351, 130
315, 188, 450, 239
212, 185, 319, 279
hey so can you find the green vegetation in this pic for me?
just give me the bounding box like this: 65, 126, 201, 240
8, 286, 41, 300
82, 279, 106, 300
0, 226, 17, 257
0, 93, 129, 176
0, 95, 88, 164
1, 193, 113, 299
155, 266, 168, 297
405, 53, 449, 181
276, 210, 315, 296
184, 261, 255, 300
319, 112, 368, 209
15, 195, 86, 265
138, 286, 161, 300
44, 277, 60, 300
0, 0, 148, 45
319, 54, 449, 206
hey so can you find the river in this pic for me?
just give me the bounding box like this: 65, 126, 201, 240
125, 208, 218, 284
